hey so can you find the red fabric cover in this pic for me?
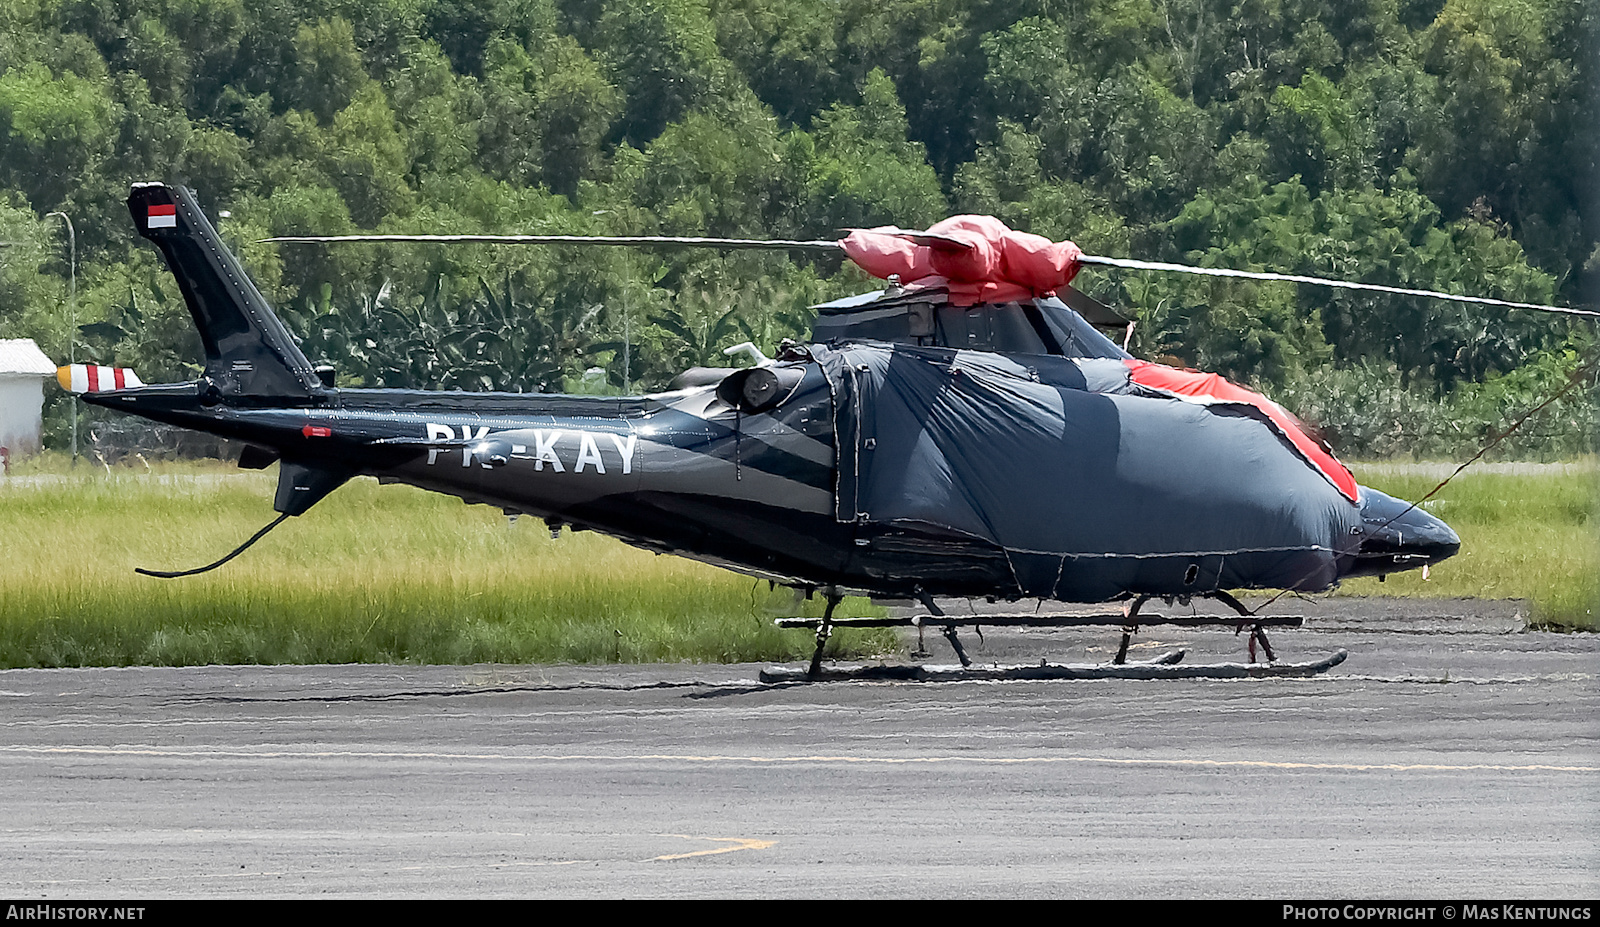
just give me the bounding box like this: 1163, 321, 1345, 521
841, 216, 1084, 306
1124, 359, 1359, 503
839, 229, 935, 281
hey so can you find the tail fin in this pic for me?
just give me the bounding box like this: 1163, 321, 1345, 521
128, 183, 320, 399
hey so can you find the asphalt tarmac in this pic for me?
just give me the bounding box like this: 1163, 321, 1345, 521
1, 598, 1595, 898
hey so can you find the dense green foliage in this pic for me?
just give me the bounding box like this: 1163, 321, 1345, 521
0, 0, 1594, 456
0, 458, 1589, 672
1343, 461, 1596, 626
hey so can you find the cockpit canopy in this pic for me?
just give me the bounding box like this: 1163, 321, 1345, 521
809, 286, 1132, 360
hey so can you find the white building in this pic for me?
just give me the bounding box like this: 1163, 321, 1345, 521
0, 338, 58, 459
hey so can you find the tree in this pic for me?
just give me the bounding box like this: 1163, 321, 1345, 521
804, 68, 947, 231
588, 0, 728, 145
478, 33, 619, 195
0, 61, 119, 213
291, 18, 371, 125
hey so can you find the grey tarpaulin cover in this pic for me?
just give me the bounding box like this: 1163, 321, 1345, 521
821, 343, 1363, 601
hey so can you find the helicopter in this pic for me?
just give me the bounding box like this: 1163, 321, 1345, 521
67, 181, 1551, 680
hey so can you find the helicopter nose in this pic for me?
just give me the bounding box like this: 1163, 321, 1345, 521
1343, 486, 1461, 579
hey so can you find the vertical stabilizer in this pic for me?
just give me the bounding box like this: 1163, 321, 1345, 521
127, 183, 319, 399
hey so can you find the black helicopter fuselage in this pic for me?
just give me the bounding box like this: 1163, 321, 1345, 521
85, 183, 1459, 603
96, 370, 868, 592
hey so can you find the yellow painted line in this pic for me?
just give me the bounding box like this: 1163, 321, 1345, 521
3, 744, 1596, 773
650, 835, 776, 861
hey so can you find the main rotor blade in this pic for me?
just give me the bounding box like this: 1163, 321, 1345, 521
260, 231, 1594, 317
263, 233, 845, 252
1077, 254, 1599, 318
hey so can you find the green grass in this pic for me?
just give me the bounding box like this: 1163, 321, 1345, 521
0, 460, 891, 668
1340, 462, 1598, 628
1, 457, 1592, 669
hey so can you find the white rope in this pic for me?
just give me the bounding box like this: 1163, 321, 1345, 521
1077, 254, 1598, 317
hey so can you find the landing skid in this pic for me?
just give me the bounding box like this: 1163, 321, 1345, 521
759, 648, 1348, 683
767, 597, 1347, 683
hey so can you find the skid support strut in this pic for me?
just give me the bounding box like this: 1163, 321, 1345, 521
1114, 595, 1150, 665
942, 626, 972, 668
918, 592, 971, 668
1246, 625, 1277, 663
1211, 589, 1276, 664
807, 592, 841, 679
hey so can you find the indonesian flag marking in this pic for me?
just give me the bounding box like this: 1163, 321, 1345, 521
57, 364, 145, 394
147, 203, 177, 229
